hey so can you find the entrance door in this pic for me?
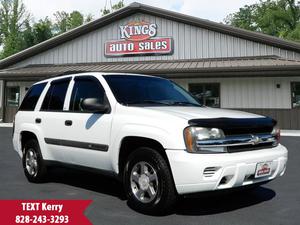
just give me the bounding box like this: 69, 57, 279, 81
5, 86, 20, 122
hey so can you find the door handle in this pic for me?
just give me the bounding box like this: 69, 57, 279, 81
65, 120, 73, 126
35, 118, 41, 124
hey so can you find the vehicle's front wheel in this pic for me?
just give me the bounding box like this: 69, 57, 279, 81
22, 139, 47, 183
123, 147, 177, 215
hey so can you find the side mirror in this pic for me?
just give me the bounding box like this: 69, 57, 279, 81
81, 98, 109, 113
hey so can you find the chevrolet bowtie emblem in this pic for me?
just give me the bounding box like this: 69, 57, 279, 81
250, 135, 261, 145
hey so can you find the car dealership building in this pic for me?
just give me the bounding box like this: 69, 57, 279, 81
0, 2, 300, 128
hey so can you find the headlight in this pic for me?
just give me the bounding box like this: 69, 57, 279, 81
183, 127, 225, 153
271, 126, 280, 144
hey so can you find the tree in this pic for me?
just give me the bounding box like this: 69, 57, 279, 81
225, 0, 300, 42
21, 17, 53, 49
53, 10, 91, 34
101, 0, 125, 16
32, 17, 53, 44
0, 1, 95, 59
0, 0, 30, 58
53, 11, 69, 34
85, 14, 94, 23
224, 4, 258, 31
21, 19, 35, 49
68, 11, 84, 30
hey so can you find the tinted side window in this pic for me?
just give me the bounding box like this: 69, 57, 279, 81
70, 78, 105, 112
19, 83, 47, 111
41, 79, 70, 111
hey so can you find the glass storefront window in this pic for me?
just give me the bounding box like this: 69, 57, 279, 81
6, 86, 20, 107
189, 83, 220, 108
292, 82, 300, 108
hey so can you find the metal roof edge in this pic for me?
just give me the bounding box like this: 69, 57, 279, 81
137, 3, 300, 52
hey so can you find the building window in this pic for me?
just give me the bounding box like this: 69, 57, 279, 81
292, 82, 300, 108
6, 86, 20, 107
189, 83, 220, 108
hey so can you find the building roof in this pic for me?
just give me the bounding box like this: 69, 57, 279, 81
1, 56, 299, 80
1, 2, 300, 69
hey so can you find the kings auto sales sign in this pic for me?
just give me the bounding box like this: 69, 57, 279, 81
105, 21, 173, 56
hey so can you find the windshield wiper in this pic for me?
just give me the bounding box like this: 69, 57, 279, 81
169, 101, 201, 107
126, 100, 171, 106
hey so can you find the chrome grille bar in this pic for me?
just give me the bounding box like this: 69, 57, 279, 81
197, 134, 276, 148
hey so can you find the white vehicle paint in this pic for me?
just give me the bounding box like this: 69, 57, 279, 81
13, 72, 288, 213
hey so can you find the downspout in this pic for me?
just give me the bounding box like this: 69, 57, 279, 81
1, 80, 6, 123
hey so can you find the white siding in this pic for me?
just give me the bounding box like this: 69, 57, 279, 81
10, 12, 300, 68
173, 77, 300, 109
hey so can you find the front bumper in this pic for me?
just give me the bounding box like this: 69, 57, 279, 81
166, 144, 288, 195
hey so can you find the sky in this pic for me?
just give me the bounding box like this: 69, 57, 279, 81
22, 0, 259, 23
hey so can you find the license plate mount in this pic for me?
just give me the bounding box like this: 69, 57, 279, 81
255, 162, 272, 178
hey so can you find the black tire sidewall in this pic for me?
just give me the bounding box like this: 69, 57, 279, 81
22, 139, 47, 183
124, 147, 176, 214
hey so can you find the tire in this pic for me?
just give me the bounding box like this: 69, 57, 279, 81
123, 147, 177, 215
22, 139, 47, 183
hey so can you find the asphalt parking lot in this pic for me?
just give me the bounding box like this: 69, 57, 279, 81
0, 127, 299, 225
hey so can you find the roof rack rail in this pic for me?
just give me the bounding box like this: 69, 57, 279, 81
50, 70, 91, 78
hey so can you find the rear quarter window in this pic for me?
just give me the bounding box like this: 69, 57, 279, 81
19, 82, 47, 111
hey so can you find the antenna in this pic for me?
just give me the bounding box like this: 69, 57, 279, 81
104, 0, 108, 12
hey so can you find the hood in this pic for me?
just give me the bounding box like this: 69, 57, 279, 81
145, 106, 264, 120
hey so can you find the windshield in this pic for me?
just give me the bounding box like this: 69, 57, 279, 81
104, 75, 201, 106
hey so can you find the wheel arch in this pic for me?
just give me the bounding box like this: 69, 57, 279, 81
20, 131, 38, 153
117, 136, 174, 183
17, 124, 49, 159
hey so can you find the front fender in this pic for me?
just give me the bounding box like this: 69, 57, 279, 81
110, 123, 184, 174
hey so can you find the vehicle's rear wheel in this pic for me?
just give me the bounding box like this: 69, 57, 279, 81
22, 139, 47, 183
123, 147, 177, 215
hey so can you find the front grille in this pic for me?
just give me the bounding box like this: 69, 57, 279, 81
227, 141, 275, 153
197, 133, 278, 153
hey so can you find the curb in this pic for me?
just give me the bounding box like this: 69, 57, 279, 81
281, 130, 300, 137
0, 123, 13, 128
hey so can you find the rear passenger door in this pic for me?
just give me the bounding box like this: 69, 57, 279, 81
59, 76, 113, 170
38, 77, 71, 162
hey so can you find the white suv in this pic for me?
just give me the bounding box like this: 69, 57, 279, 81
13, 72, 288, 214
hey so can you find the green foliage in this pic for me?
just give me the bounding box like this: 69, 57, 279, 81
225, 0, 300, 42
32, 18, 53, 44
0, 0, 125, 59
21, 19, 35, 48
68, 11, 84, 29
53, 11, 68, 34
101, 0, 125, 16
53, 10, 91, 34
0, 0, 30, 58
225, 4, 258, 31
21, 18, 53, 49
0, 1, 95, 59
